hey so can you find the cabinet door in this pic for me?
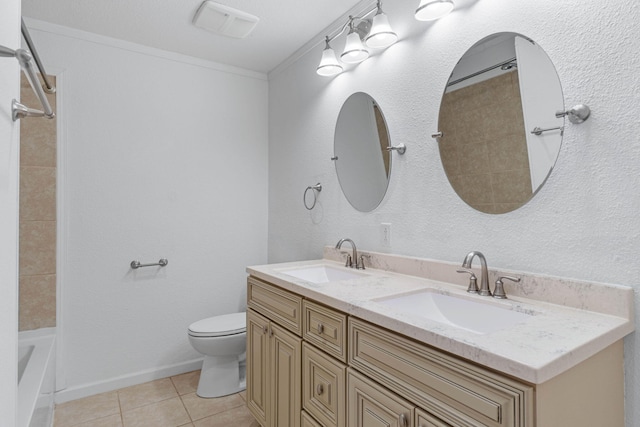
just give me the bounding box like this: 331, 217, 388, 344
415, 408, 452, 427
303, 343, 346, 427
247, 310, 270, 427
302, 410, 323, 427
271, 322, 302, 427
348, 369, 414, 427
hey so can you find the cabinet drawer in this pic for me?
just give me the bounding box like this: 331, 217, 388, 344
347, 368, 414, 427
303, 343, 346, 427
416, 408, 453, 427
349, 318, 533, 427
248, 276, 303, 336
303, 300, 348, 363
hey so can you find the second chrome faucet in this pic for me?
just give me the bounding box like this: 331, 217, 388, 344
457, 251, 520, 299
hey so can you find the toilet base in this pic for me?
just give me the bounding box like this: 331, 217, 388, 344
197, 354, 246, 398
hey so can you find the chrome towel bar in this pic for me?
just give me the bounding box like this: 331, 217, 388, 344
130, 259, 168, 269
531, 126, 564, 136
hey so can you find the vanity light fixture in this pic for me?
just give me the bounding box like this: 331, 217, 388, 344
415, 0, 455, 21
341, 21, 370, 64
317, 37, 344, 77
316, 0, 397, 76
365, 2, 398, 49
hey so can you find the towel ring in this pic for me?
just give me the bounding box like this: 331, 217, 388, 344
304, 183, 322, 210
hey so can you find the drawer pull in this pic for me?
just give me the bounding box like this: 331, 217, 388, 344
316, 384, 324, 395
399, 413, 407, 427
317, 323, 324, 334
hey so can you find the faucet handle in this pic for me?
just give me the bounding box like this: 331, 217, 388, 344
493, 275, 521, 299
344, 254, 353, 268
457, 268, 479, 294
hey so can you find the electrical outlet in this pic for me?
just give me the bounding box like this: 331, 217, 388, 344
381, 223, 391, 247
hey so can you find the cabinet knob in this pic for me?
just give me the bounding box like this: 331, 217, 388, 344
269, 327, 274, 337
317, 323, 324, 334
399, 413, 407, 427
262, 325, 268, 335
316, 384, 324, 395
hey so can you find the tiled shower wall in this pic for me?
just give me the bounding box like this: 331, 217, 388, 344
19, 74, 57, 331
438, 71, 531, 214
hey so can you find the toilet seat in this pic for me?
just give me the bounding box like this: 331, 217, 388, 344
188, 312, 246, 338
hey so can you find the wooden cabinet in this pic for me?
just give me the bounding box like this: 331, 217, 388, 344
349, 318, 532, 427
247, 275, 625, 427
247, 309, 302, 427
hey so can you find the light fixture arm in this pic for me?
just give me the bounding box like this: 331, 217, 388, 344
324, 2, 381, 44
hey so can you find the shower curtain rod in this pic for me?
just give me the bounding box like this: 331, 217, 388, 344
21, 18, 56, 94
0, 19, 56, 120
0, 45, 55, 120
447, 57, 517, 87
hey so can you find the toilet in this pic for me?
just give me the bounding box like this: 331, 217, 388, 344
188, 312, 247, 398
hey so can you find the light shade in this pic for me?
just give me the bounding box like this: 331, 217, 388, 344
365, 11, 397, 49
341, 31, 369, 64
317, 42, 343, 76
415, 0, 454, 21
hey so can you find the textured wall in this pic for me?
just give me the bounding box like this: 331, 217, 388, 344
268, 0, 640, 425
27, 21, 269, 396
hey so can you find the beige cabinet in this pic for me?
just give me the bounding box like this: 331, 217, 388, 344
247, 277, 304, 427
349, 318, 532, 427
247, 275, 625, 427
247, 308, 302, 427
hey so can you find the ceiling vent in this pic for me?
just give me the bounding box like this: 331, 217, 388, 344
193, 1, 259, 39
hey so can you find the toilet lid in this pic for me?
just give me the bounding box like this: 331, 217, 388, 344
188, 312, 246, 337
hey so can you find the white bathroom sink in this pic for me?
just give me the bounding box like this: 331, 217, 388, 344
375, 289, 532, 334
279, 265, 365, 284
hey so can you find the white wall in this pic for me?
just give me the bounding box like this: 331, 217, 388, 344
0, 2, 21, 424
268, 0, 640, 425
25, 20, 269, 399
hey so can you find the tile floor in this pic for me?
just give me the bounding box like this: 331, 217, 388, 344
53, 370, 260, 427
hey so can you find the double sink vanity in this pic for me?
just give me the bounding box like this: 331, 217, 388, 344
245, 247, 634, 427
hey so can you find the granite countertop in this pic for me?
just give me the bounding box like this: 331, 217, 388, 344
247, 253, 634, 385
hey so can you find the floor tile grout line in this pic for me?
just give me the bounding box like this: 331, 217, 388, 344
178, 393, 195, 423
116, 389, 124, 426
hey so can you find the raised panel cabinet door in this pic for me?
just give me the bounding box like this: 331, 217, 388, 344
271, 322, 302, 427
302, 342, 347, 427
247, 309, 270, 427
348, 369, 414, 427
415, 408, 453, 427
302, 410, 324, 427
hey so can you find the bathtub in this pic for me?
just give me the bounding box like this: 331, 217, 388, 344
18, 328, 56, 427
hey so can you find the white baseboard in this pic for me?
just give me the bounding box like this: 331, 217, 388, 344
54, 358, 203, 404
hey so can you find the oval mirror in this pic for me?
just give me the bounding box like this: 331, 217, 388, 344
437, 33, 564, 214
334, 92, 391, 212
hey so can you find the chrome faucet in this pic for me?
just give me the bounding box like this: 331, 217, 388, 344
335, 238, 363, 269
461, 251, 491, 296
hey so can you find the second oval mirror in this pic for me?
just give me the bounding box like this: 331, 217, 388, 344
334, 92, 391, 212
437, 33, 564, 214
